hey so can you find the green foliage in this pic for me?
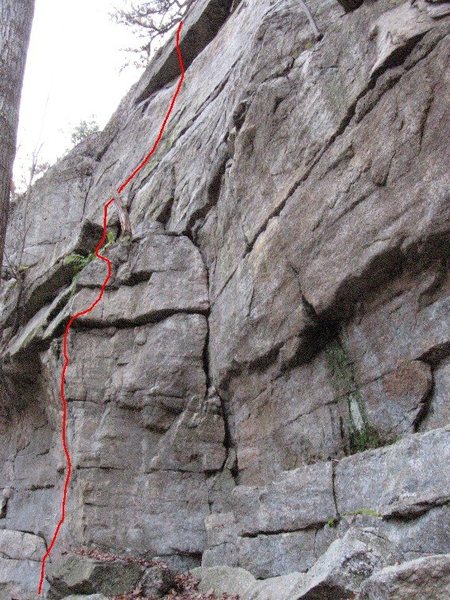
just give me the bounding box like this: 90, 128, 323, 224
69, 273, 80, 299
64, 252, 95, 273
326, 337, 354, 388
325, 335, 380, 455
70, 117, 100, 146
349, 426, 382, 454
327, 516, 340, 528
105, 230, 116, 247
100, 229, 118, 252
64, 230, 117, 276
326, 508, 382, 529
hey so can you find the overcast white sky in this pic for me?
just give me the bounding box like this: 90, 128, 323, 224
14, 0, 143, 188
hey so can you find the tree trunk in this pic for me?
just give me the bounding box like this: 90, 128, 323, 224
0, 0, 35, 279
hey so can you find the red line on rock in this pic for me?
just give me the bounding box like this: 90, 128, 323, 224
38, 21, 185, 595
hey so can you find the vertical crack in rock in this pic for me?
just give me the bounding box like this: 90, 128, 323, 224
187, 217, 238, 487
413, 361, 435, 432
216, 387, 238, 485
205, 268, 237, 485
331, 459, 339, 523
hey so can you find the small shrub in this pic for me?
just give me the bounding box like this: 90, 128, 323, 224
350, 426, 382, 454
327, 516, 340, 528
103, 229, 117, 249
71, 117, 100, 145
64, 230, 117, 276
64, 252, 95, 273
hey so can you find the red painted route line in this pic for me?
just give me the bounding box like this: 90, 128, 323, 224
38, 21, 185, 595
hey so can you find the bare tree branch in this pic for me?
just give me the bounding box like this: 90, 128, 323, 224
111, 0, 195, 69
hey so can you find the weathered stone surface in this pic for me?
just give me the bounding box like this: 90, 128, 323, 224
36, 309, 213, 561
209, 232, 316, 387
5, 285, 72, 362
237, 530, 317, 579
315, 504, 450, 565
231, 348, 347, 485
336, 1, 363, 13
140, 564, 177, 598
233, 461, 336, 536
70, 469, 209, 558
192, 565, 307, 600
1, 0, 450, 595
345, 264, 450, 385
377, 505, 450, 560
194, 528, 402, 600
0, 529, 47, 599
134, 0, 233, 103
0, 529, 45, 561
202, 512, 239, 568
3, 161, 102, 326
0, 556, 43, 600
62, 596, 108, 600
362, 360, 432, 441
68, 233, 209, 327
243, 572, 307, 600
335, 427, 450, 518
47, 554, 143, 598
359, 554, 450, 600
191, 566, 256, 596
149, 391, 226, 473
420, 357, 450, 431
0, 399, 61, 544
369, 0, 447, 75
291, 528, 401, 599
64, 315, 207, 405
281, 29, 450, 324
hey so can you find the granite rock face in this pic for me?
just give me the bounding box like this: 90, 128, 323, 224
47, 554, 143, 599
194, 526, 402, 598
0, 530, 46, 600
1, 0, 449, 598
359, 554, 450, 600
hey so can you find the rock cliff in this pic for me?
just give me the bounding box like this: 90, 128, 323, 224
1, 0, 449, 598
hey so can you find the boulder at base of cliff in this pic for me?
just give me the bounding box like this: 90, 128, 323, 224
47, 553, 143, 598
359, 554, 450, 600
